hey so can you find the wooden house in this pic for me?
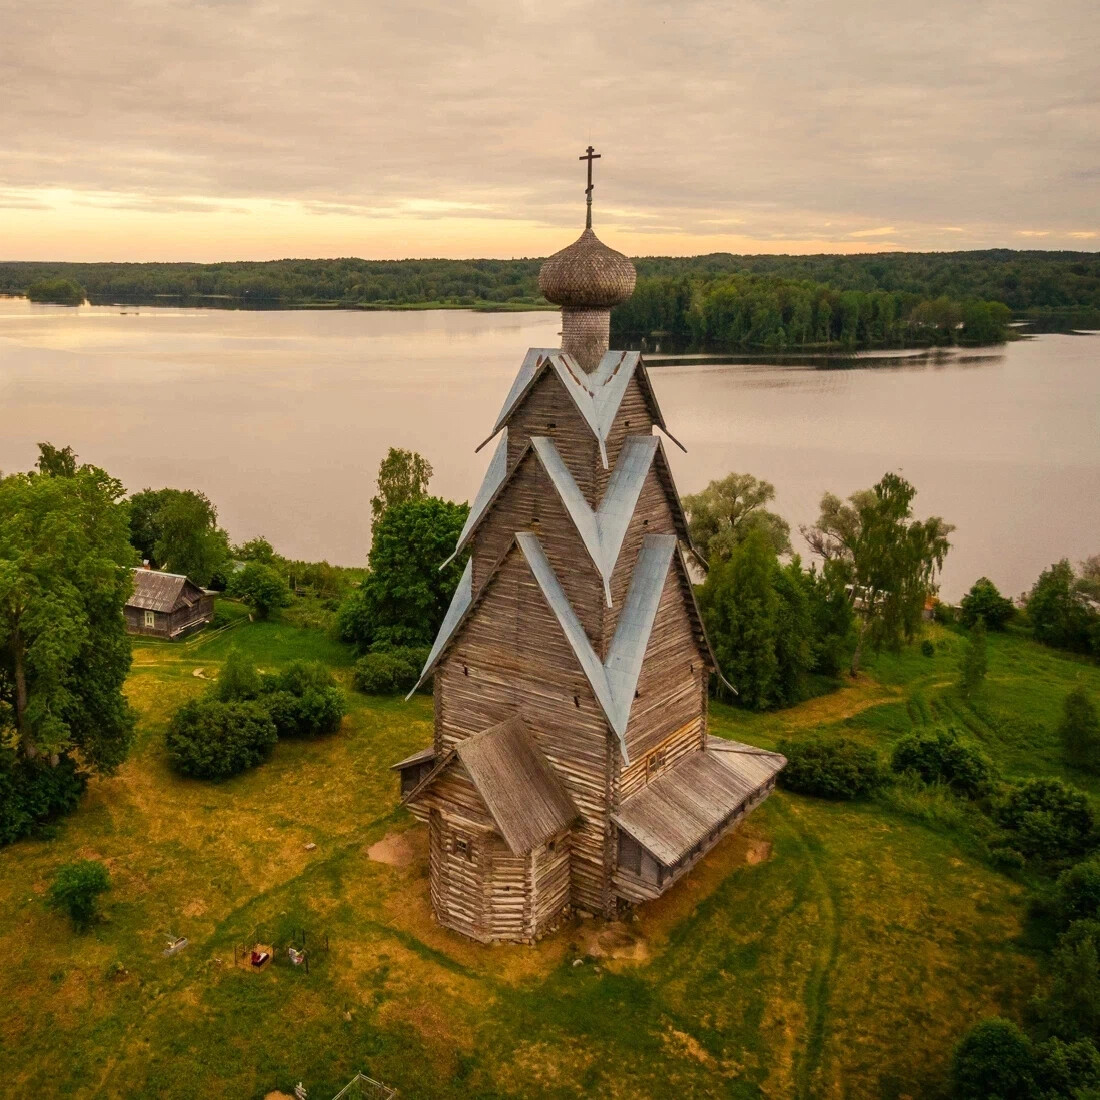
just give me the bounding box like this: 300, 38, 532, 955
394, 178, 784, 944
124, 568, 214, 639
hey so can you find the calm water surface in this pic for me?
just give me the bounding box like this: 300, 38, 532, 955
1, 297, 1097, 600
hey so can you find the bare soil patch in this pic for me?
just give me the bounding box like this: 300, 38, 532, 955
367, 830, 419, 868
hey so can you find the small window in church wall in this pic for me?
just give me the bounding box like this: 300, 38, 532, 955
454, 835, 471, 861
144, 610, 156, 628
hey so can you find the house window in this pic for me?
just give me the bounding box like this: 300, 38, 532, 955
144, 610, 156, 628
646, 749, 666, 781
454, 836, 471, 861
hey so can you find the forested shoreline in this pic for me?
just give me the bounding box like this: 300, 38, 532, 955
2, 249, 1097, 349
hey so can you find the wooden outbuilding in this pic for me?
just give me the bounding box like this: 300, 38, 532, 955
124, 568, 214, 639
393, 162, 785, 943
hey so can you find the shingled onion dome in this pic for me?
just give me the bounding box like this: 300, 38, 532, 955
539, 227, 636, 373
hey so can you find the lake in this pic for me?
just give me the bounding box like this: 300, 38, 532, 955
1, 296, 1097, 601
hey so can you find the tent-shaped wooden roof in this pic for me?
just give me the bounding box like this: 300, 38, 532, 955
404, 716, 578, 855
476, 348, 684, 466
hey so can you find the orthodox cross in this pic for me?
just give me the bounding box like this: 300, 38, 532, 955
580, 145, 601, 229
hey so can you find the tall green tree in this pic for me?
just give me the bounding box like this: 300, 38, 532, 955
128, 487, 229, 585
698, 528, 781, 709
803, 472, 952, 674
960, 576, 1015, 630
1061, 687, 1100, 774
370, 448, 433, 523
339, 497, 468, 652
959, 617, 989, 698
0, 462, 136, 769
1027, 560, 1097, 655
35, 443, 79, 478
682, 472, 791, 562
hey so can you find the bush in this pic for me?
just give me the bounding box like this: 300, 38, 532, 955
960, 577, 1016, 630
776, 737, 884, 800
165, 699, 277, 779
214, 649, 261, 702
262, 687, 345, 738
1054, 859, 1100, 927
952, 1018, 1039, 1100
48, 860, 111, 931
890, 727, 997, 799
920, 639, 935, 658
0, 753, 87, 847
996, 779, 1095, 864
354, 651, 420, 695
1041, 920, 1100, 1043
227, 562, 292, 620
256, 661, 346, 738
1060, 687, 1100, 774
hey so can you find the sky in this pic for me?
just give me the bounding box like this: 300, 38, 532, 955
1, 0, 1097, 261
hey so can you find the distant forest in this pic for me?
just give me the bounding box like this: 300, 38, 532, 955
2, 250, 1097, 350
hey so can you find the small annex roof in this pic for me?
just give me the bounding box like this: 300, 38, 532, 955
390, 744, 437, 772
127, 569, 202, 614
476, 348, 684, 467
404, 716, 578, 855
612, 741, 786, 867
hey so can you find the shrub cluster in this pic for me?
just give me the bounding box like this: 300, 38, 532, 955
890, 727, 997, 799
0, 753, 87, 846
353, 646, 429, 696
166, 698, 278, 779
165, 652, 346, 779
776, 737, 884, 800
995, 778, 1095, 865
959, 577, 1015, 630
47, 860, 111, 931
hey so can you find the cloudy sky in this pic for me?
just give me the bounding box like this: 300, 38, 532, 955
1, 0, 1097, 260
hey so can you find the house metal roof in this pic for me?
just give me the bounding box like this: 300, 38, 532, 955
127, 569, 203, 614
612, 740, 786, 866
476, 348, 683, 467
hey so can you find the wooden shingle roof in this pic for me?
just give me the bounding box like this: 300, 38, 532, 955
406, 716, 578, 855
612, 740, 786, 866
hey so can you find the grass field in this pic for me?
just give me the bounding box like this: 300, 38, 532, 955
1, 611, 1097, 1099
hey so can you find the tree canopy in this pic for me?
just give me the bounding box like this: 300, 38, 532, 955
682, 472, 791, 562
802, 473, 952, 673
370, 447, 433, 523
338, 496, 468, 652
0, 454, 136, 770
128, 487, 229, 586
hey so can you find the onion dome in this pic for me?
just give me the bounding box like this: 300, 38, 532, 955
539, 228, 636, 309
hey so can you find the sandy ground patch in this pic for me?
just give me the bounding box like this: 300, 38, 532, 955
367, 830, 419, 868
582, 921, 650, 962
745, 839, 773, 865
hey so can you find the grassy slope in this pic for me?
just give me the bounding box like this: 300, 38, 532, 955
0, 616, 1097, 1098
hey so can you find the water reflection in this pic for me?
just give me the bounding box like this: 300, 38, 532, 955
1, 298, 1096, 600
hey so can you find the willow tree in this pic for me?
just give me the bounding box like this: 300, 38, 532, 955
802, 473, 952, 674
0, 458, 136, 769
682, 471, 791, 562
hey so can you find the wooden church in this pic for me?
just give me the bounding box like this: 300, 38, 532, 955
394, 151, 785, 943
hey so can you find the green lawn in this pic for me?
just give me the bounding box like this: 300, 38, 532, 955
0, 615, 1096, 1098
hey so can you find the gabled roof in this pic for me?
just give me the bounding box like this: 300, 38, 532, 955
476, 348, 684, 467
444, 432, 697, 600
409, 532, 713, 762
520, 531, 677, 763
402, 716, 578, 856
127, 569, 204, 613
441, 430, 509, 569
413, 557, 472, 688
612, 740, 786, 866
